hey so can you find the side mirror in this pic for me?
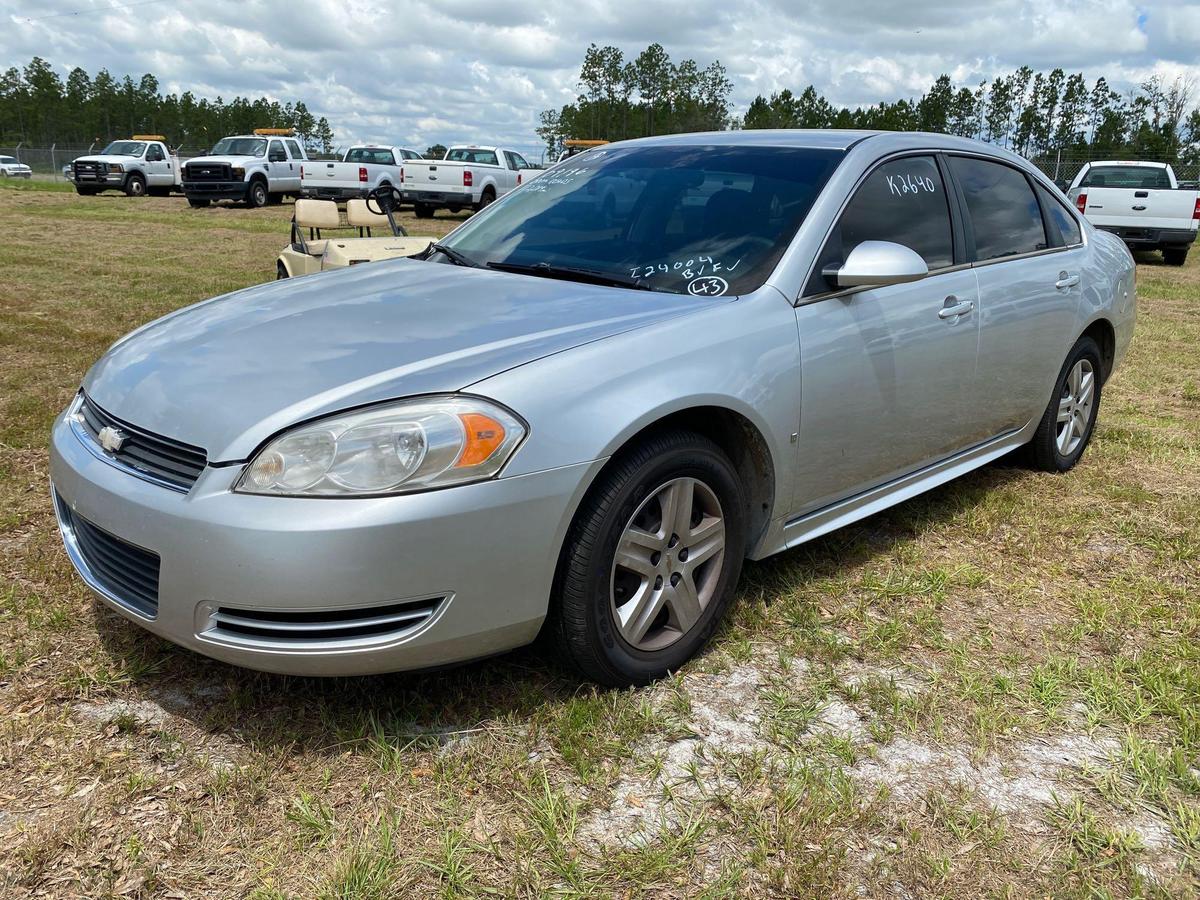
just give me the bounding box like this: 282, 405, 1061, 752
823, 240, 928, 289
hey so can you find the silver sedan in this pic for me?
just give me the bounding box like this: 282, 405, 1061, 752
50, 130, 1136, 686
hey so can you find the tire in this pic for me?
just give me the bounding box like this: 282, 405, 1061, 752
547, 429, 747, 687
124, 172, 146, 197
1162, 247, 1188, 266
246, 180, 268, 208
1026, 336, 1103, 473
75, 187, 98, 196
447, 206, 462, 214
187, 197, 210, 208
276, 261, 289, 280
414, 203, 435, 219
476, 188, 496, 211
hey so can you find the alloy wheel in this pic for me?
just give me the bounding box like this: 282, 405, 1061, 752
610, 476, 726, 651
1056, 358, 1095, 457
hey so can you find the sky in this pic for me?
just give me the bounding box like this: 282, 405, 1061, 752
3, 0, 1199, 161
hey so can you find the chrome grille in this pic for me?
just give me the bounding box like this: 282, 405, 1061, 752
205, 598, 443, 646
74, 394, 207, 491
55, 492, 159, 618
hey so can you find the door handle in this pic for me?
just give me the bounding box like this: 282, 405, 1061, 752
938, 297, 975, 319
1056, 273, 1080, 289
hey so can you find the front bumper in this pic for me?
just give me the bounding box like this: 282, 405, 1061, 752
6, 170, 32, 178
1096, 225, 1197, 248
182, 180, 249, 200
50, 408, 601, 676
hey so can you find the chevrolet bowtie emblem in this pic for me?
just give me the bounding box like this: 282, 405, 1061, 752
97, 425, 126, 453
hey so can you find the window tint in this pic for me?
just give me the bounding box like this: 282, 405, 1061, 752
345, 147, 396, 165
268, 140, 288, 162
809, 156, 953, 294
1080, 165, 1170, 189
446, 148, 498, 166
948, 157, 1047, 260
1036, 184, 1082, 246
286, 140, 304, 159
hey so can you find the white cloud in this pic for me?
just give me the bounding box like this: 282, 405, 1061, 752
2, 0, 1198, 161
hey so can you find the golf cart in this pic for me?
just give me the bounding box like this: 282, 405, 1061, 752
277, 186, 434, 279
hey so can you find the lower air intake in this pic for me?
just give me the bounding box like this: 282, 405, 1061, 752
204, 597, 444, 647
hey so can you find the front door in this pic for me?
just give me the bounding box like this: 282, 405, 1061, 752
791, 154, 983, 515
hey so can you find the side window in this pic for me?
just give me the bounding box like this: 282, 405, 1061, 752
146, 144, 163, 161
948, 157, 1048, 260
286, 140, 304, 159
510, 152, 529, 170
1036, 184, 1082, 247
268, 140, 288, 163
809, 156, 954, 295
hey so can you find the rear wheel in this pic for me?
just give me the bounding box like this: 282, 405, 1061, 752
1162, 246, 1189, 266
187, 197, 210, 208
1026, 336, 1102, 473
276, 261, 289, 280
124, 172, 146, 197
476, 188, 496, 211
414, 203, 435, 219
548, 429, 746, 686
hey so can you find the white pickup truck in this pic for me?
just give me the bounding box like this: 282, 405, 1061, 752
68, 136, 181, 197
1067, 161, 1198, 266
301, 145, 424, 201
400, 146, 541, 217
181, 129, 308, 209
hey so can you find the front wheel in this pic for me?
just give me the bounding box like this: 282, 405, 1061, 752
246, 180, 268, 208
75, 186, 98, 196
187, 197, 210, 208
1162, 247, 1188, 267
124, 173, 146, 197
1026, 336, 1102, 472
548, 430, 746, 686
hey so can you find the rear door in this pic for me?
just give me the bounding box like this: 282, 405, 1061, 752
947, 155, 1083, 436
792, 154, 983, 514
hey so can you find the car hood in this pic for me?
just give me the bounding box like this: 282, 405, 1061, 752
185, 155, 262, 167
74, 155, 138, 165
83, 259, 711, 461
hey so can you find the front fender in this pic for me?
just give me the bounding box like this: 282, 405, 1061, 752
471, 285, 802, 531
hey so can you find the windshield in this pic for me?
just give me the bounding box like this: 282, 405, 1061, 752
101, 141, 146, 157
1080, 165, 1171, 189
446, 148, 499, 166
439, 144, 844, 295
211, 138, 267, 158
0, 156, 14, 164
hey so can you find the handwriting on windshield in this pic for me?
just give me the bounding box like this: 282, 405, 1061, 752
886, 173, 938, 196
687, 276, 728, 296
524, 165, 595, 192
629, 256, 742, 280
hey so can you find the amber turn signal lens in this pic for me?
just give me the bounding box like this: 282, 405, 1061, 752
455, 413, 506, 467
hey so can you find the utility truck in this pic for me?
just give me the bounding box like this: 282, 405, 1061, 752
68, 136, 181, 196
182, 128, 308, 208
1067, 161, 1198, 265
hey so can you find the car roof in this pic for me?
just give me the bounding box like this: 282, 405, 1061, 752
596, 129, 1031, 159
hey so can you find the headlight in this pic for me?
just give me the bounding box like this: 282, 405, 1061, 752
236, 396, 525, 497
232, 167, 245, 179
108, 163, 124, 173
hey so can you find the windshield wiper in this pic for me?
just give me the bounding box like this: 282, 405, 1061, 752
485, 261, 651, 290
427, 242, 480, 268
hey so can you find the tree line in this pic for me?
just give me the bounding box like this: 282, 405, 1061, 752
742, 69, 1197, 163
542, 47, 1199, 165
538, 43, 733, 153
0, 57, 336, 153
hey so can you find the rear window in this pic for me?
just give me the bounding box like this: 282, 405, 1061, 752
446, 148, 499, 166
1079, 165, 1170, 189
345, 148, 396, 165
948, 157, 1047, 261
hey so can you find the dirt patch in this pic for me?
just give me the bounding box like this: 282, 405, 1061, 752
578, 663, 767, 848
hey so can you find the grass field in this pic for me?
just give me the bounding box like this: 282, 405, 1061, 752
1, 182, 1197, 898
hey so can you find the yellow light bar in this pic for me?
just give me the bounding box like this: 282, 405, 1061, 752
254, 128, 295, 136
131, 134, 166, 141
563, 139, 608, 148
